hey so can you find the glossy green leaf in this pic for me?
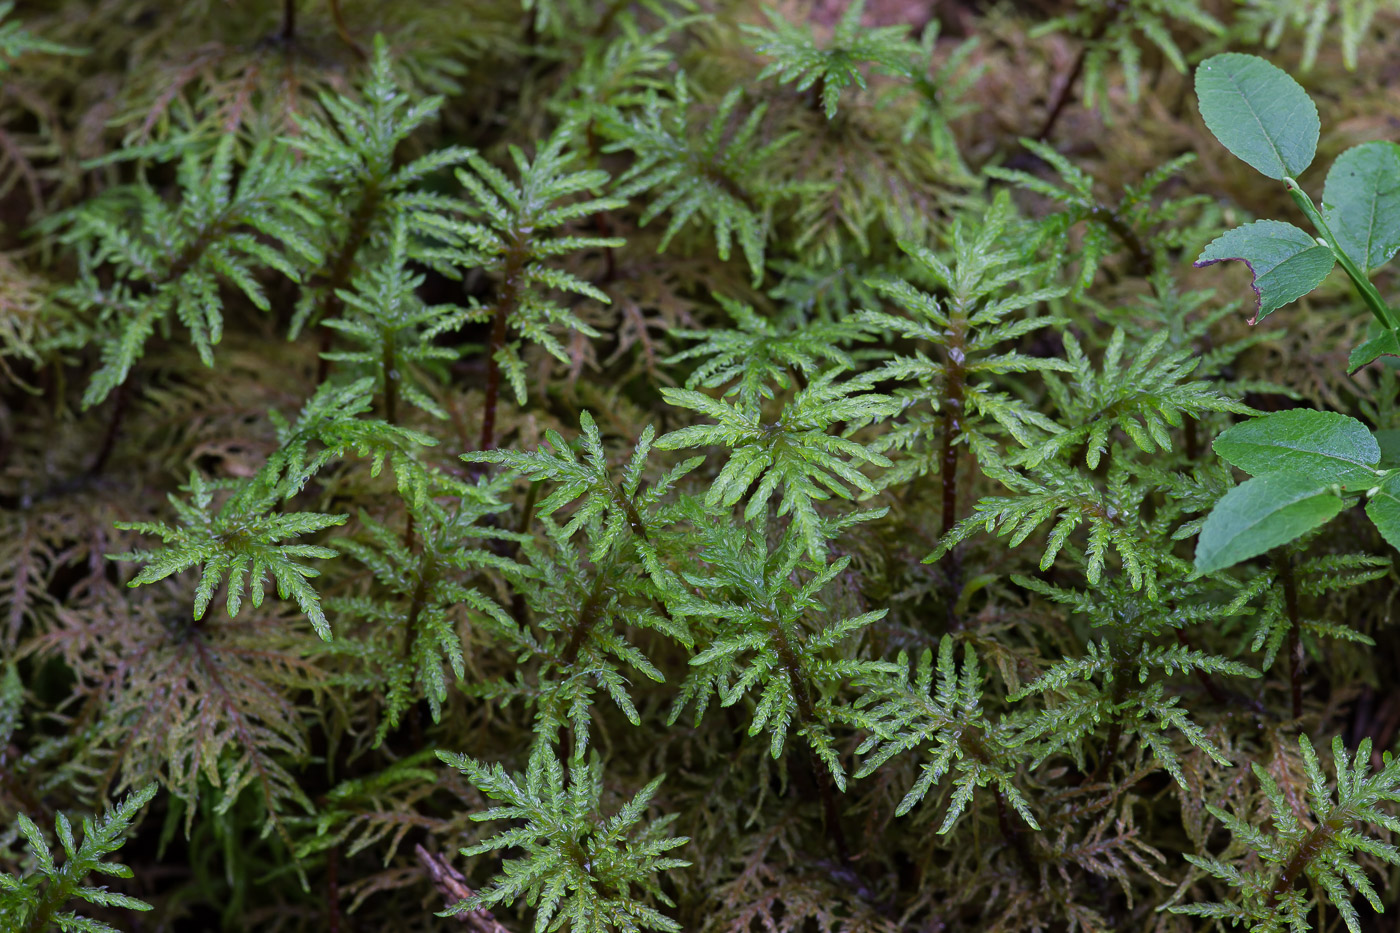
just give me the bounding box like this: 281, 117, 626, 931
1323, 141, 1400, 271
1194, 472, 1344, 574
1195, 53, 1318, 180
1365, 475, 1400, 552
1213, 409, 1381, 489
1195, 220, 1334, 323
1375, 429, 1400, 469
1348, 322, 1400, 372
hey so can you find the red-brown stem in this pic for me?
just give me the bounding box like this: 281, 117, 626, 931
1036, 3, 1122, 141
1091, 651, 1131, 783
86, 381, 129, 477
1183, 415, 1199, 461
281, 0, 296, 41
380, 329, 398, 427
326, 842, 341, 933
940, 319, 968, 631
959, 723, 1037, 880
400, 554, 432, 700
327, 0, 366, 60
562, 570, 609, 666
478, 234, 529, 451
940, 344, 965, 538
1270, 817, 1341, 903
1087, 203, 1153, 277
1275, 552, 1304, 720
768, 613, 852, 865
314, 182, 382, 384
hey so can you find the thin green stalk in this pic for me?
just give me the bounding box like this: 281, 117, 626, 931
1285, 178, 1400, 332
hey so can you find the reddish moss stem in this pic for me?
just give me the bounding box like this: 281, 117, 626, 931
328, 0, 366, 60
768, 614, 852, 865
1275, 552, 1304, 720
281, 0, 296, 41
479, 233, 529, 451
1036, 3, 1122, 141
1270, 818, 1342, 902
940, 317, 967, 631
314, 182, 382, 383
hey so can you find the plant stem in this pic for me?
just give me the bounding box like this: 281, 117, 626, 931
960, 725, 1038, 880
281, 0, 296, 41
1275, 551, 1304, 720
479, 233, 529, 451
1036, 3, 1122, 141
768, 613, 852, 866
1088, 203, 1152, 276
1269, 816, 1343, 903
381, 328, 398, 427
1286, 178, 1400, 332
86, 381, 129, 477
1092, 647, 1132, 782
562, 565, 611, 666
940, 341, 965, 538
327, 0, 366, 60
940, 312, 967, 631
314, 180, 382, 383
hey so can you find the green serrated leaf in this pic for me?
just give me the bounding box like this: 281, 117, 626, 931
1375, 429, 1400, 469
1195, 53, 1319, 180
1348, 323, 1400, 372
1195, 220, 1334, 323
1323, 141, 1400, 272
1365, 475, 1400, 552
1195, 472, 1344, 574
1213, 409, 1381, 489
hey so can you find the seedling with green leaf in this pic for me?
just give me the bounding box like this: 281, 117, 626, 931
1190, 53, 1400, 572
1193, 52, 1400, 372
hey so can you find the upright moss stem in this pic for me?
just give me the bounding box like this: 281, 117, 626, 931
479, 232, 529, 451
1285, 178, 1400, 333
1274, 551, 1304, 720
1036, 3, 1123, 141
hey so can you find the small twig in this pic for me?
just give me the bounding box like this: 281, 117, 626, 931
415, 844, 512, 932
327, 0, 367, 60
1036, 3, 1122, 141
86, 381, 129, 477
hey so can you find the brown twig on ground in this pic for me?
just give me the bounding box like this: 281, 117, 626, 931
415, 844, 513, 932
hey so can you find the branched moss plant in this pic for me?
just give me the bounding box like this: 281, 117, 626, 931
463, 412, 698, 744
860, 190, 1069, 523
741, 0, 916, 120
290, 34, 473, 343
657, 367, 896, 561
987, 143, 1204, 290
53, 134, 321, 408
444, 123, 624, 450
1171, 735, 1400, 933
438, 743, 690, 933
600, 74, 810, 285
0, 783, 157, 933
854, 636, 1038, 834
